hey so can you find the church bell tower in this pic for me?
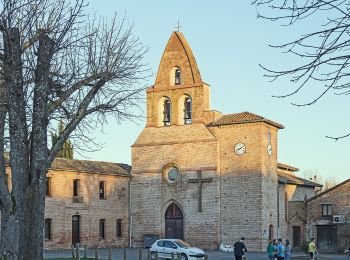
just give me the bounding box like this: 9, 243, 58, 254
146, 31, 212, 127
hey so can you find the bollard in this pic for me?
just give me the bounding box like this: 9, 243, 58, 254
108, 246, 112, 260
138, 249, 142, 260
123, 247, 127, 260
76, 243, 80, 260
95, 246, 99, 260
176, 252, 181, 260
84, 245, 87, 258
71, 244, 75, 258
171, 252, 175, 260
204, 254, 208, 260
147, 250, 151, 260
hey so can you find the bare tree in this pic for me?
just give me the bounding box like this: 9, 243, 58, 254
252, 0, 350, 140
302, 168, 320, 182
322, 176, 338, 190
0, 0, 148, 259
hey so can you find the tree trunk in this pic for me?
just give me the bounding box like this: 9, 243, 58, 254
0, 186, 46, 260
1, 27, 30, 260
19, 32, 54, 260
0, 209, 20, 260
20, 186, 46, 260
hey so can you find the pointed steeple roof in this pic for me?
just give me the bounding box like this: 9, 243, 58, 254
154, 31, 202, 88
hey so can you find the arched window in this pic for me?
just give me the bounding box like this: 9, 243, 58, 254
175, 68, 181, 85
184, 96, 192, 124
163, 98, 171, 126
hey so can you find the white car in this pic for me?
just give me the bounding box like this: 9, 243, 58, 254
149, 239, 205, 260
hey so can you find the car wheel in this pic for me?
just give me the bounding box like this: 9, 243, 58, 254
181, 253, 188, 260
150, 251, 157, 260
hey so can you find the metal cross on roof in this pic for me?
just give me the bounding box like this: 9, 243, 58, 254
175, 20, 182, 32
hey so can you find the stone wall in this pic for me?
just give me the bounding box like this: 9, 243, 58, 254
44, 170, 129, 249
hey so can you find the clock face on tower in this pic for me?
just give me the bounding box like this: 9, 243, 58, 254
234, 143, 246, 155
267, 144, 272, 156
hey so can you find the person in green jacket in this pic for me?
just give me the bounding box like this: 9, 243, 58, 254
267, 240, 275, 260
308, 238, 318, 260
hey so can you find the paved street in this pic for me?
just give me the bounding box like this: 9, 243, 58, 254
44, 248, 349, 260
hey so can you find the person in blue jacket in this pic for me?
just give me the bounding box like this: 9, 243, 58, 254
276, 238, 285, 260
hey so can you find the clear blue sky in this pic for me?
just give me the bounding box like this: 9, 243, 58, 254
81, 1, 349, 183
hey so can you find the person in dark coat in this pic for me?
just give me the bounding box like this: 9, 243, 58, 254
234, 237, 247, 260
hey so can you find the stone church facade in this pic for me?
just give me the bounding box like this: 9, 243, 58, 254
130, 31, 300, 251
1, 31, 325, 252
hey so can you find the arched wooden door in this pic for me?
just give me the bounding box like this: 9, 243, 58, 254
165, 203, 184, 239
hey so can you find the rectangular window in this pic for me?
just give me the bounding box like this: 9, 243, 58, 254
99, 181, 106, 200
99, 219, 105, 239
322, 204, 332, 216
116, 219, 122, 238
45, 219, 52, 240
73, 179, 80, 197
46, 177, 51, 196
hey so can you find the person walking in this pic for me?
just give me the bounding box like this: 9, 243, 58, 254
346, 247, 350, 260
308, 238, 318, 260
233, 237, 247, 260
284, 239, 291, 260
267, 240, 275, 260
276, 238, 285, 260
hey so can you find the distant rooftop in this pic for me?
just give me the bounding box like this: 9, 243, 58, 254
277, 171, 322, 188
278, 162, 299, 172
4, 154, 130, 176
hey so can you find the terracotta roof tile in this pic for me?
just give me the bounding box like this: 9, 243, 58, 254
208, 112, 284, 129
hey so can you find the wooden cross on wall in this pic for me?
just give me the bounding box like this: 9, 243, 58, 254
188, 170, 213, 212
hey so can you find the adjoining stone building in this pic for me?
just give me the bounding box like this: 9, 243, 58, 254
129, 31, 321, 251
276, 164, 322, 248
306, 179, 350, 253
4, 157, 131, 249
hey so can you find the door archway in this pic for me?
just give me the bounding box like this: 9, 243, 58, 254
269, 224, 274, 241
165, 203, 184, 239
72, 215, 80, 245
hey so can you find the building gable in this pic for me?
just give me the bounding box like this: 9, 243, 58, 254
154, 32, 202, 88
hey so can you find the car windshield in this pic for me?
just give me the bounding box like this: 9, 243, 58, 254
175, 240, 191, 248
